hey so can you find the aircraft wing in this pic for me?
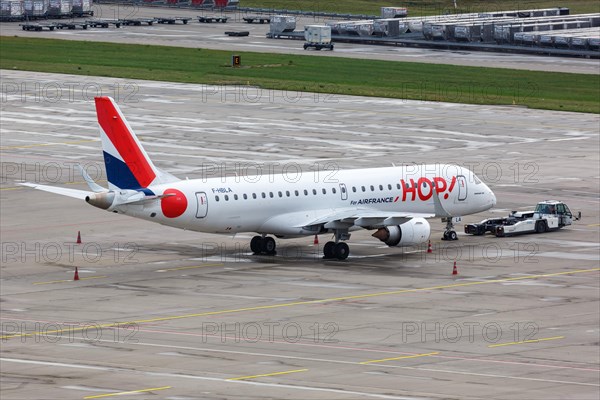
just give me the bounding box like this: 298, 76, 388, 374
18, 182, 90, 200
296, 208, 435, 229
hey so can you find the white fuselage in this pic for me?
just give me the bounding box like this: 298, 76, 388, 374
112, 164, 496, 237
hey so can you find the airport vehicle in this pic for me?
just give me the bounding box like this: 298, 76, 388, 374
21, 97, 496, 260
464, 200, 579, 237
304, 25, 334, 50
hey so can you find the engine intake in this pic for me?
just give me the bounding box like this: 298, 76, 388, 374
372, 218, 430, 247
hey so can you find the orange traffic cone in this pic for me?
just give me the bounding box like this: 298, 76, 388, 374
76, 231, 82, 244
452, 261, 458, 275
73, 267, 80, 281
427, 240, 433, 253
313, 234, 319, 245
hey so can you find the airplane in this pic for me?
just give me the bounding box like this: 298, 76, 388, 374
21, 97, 497, 260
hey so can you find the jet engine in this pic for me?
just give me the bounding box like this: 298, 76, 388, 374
85, 189, 146, 210
372, 218, 430, 247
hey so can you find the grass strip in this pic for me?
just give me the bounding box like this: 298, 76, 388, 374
1, 37, 598, 113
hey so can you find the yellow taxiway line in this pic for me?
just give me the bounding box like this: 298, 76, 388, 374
156, 263, 223, 272
227, 369, 308, 381
488, 336, 565, 348
3, 267, 598, 340
0, 139, 97, 150
83, 386, 171, 399
360, 352, 440, 365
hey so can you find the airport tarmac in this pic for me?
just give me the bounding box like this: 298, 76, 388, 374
1, 4, 599, 75
1, 70, 599, 399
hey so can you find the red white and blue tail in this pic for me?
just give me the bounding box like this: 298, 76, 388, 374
95, 97, 179, 191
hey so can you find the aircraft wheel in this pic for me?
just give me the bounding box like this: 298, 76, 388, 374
262, 236, 277, 255
448, 231, 458, 241
323, 241, 336, 259
334, 242, 349, 260
250, 236, 263, 254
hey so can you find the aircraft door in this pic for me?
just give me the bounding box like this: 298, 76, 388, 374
457, 175, 467, 201
195, 192, 208, 218
339, 183, 348, 201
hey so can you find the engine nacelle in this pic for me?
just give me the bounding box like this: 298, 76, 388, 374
372, 218, 431, 247
85, 191, 115, 210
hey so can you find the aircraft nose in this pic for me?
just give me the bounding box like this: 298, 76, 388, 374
490, 190, 497, 207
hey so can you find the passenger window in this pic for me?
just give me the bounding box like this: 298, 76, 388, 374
370, 185, 374, 191
295, 190, 299, 196
396, 183, 401, 189
215, 196, 220, 202
269, 192, 274, 198
262, 192, 266, 198
286, 190, 290, 197
361, 186, 366, 192
278, 191, 283, 198
322, 188, 326, 194
332, 188, 337, 194
243, 194, 247, 200
388, 184, 392, 190
352, 186, 357, 192
312, 189, 317, 195
304, 189, 308, 196
252, 193, 257, 199
379, 184, 383, 191
224, 195, 229, 201
234, 194, 238, 200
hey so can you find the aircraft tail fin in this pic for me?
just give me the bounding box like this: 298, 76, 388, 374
95, 97, 179, 191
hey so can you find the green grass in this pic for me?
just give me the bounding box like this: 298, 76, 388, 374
240, 1, 600, 16
1, 37, 598, 113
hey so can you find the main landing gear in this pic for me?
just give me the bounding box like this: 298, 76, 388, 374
250, 235, 276, 255
322, 229, 351, 260
442, 218, 458, 241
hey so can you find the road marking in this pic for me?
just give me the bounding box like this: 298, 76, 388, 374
360, 352, 440, 364
33, 276, 107, 285
0, 139, 97, 150
586, 223, 600, 227
0, 358, 409, 399
227, 368, 308, 381
0, 187, 22, 191
156, 263, 223, 272
3, 267, 598, 340
488, 336, 565, 348
83, 386, 171, 399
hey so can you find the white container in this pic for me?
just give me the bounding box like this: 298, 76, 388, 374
1, 0, 24, 18
381, 7, 407, 19
304, 25, 331, 44
270, 15, 296, 34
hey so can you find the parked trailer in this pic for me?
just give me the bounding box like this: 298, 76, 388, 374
303, 25, 333, 50
465, 201, 579, 237
86, 18, 122, 28
20, 22, 55, 30
243, 15, 270, 24
120, 18, 155, 26
156, 17, 192, 24
197, 15, 228, 23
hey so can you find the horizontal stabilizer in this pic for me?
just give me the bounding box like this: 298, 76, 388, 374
18, 182, 89, 200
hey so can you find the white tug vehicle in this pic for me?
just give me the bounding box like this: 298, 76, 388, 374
465, 200, 580, 237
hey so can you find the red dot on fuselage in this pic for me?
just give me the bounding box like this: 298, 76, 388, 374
161, 188, 187, 218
